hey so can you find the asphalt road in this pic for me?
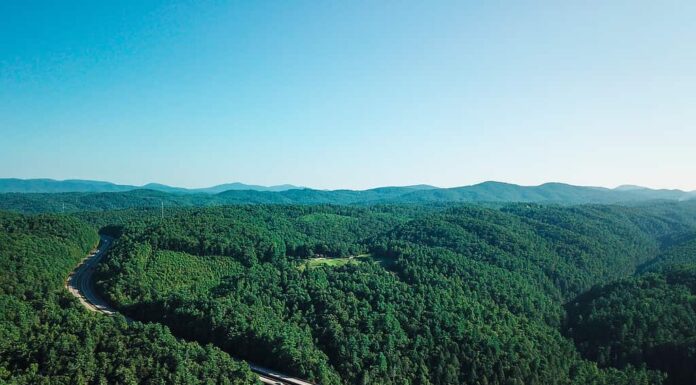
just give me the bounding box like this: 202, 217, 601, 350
65, 235, 121, 317
66, 235, 315, 385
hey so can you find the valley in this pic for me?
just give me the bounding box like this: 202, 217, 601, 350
3, 2, 693, 384
2, 198, 696, 384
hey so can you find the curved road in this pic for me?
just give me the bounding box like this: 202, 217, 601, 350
65, 236, 122, 317
66, 235, 315, 385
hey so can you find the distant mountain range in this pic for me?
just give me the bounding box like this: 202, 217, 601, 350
0, 178, 303, 194
0, 179, 695, 213
205, 181, 695, 205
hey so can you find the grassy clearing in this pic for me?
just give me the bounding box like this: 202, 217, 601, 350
299, 253, 394, 271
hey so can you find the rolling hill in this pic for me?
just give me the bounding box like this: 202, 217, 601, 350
1, 180, 695, 213
0, 178, 302, 194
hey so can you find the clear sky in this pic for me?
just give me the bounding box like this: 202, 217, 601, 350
1, 1, 695, 190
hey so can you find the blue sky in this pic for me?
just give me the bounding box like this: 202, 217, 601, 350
1, 1, 695, 190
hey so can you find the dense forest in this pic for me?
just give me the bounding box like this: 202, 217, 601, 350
2, 199, 696, 384
565, 229, 696, 385
91, 203, 696, 385
0, 211, 258, 385
565, 266, 696, 385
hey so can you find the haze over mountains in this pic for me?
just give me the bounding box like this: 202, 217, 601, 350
1, 178, 695, 213
0, 178, 303, 194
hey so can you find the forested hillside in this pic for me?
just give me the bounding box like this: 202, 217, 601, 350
4, 1, 694, 384
2, 182, 695, 214
638, 232, 696, 272
565, 266, 696, 385
0, 211, 257, 385
2, 199, 696, 384
93, 203, 696, 385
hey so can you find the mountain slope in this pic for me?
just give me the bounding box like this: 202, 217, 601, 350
2, 178, 693, 203
0, 178, 135, 193
1, 180, 695, 213
390, 182, 691, 204
0, 178, 301, 194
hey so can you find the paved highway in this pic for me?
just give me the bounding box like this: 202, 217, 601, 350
65, 236, 122, 317
66, 235, 316, 385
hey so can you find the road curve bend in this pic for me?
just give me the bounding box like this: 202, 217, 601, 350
65, 236, 122, 317
66, 235, 316, 385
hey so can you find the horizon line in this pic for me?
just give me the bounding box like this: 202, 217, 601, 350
1, 176, 693, 193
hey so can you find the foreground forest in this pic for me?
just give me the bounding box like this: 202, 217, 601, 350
2, 200, 696, 384
0, 212, 258, 385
